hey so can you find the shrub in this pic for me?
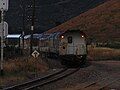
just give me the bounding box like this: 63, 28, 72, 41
88, 47, 120, 60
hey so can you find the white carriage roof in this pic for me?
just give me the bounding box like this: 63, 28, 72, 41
49, 32, 62, 39
24, 35, 31, 39
6, 34, 21, 38
39, 34, 50, 40
33, 34, 42, 39
24, 34, 43, 39
39, 32, 65, 40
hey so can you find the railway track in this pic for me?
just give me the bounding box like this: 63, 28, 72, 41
4, 67, 80, 90
81, 75, 120, 90
61, 74, 120, 90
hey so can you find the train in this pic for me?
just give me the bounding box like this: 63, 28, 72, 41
38, 29, 87, 64
4, 29, 87, 64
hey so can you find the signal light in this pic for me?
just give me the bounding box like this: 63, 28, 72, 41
82, 35, 84, 38
61, 35, 64, 39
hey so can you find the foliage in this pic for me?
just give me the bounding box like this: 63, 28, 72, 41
106, 42, 120, 49
74, 0, 120, 42
0, 57, 48, 86
88, 47, 120, 60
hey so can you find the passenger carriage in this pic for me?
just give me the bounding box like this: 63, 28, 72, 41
22, 29, 87, 64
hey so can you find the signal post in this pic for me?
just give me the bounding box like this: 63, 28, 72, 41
0, 0, 9, 76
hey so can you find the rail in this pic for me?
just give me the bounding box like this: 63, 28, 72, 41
4, 67, 80, 90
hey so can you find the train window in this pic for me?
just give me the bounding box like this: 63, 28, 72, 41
68, 36, 72, 43
32, 39, 38, 46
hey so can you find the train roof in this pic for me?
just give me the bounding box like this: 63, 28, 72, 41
39, 32, 63, 40
39, 34, 50, 40
40, 30, 86, 40
33, 34, 42, 39
24, 34, 43, 39
24, 35, 31, 39
6, 34, 22, 39
49, 32, 62, 39
24, 30, 86, 40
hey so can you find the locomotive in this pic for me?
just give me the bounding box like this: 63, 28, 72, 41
38, 29, 87, 64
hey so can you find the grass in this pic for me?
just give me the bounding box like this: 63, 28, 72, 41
0, 47, 120, 87
0, 57, 48, 88
88, 46, 120, 60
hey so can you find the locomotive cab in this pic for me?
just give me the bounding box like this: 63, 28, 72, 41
59, 30, 87, 64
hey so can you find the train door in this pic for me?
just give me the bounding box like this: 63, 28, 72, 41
59, 30, 87, 56
59, 32, 77, 55
59, 34, 67, 55
66, 32, 86, 55
67, 36, 75, 55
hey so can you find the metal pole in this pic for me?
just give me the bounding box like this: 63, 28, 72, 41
30, 0, 35, 55
22, 0, 25, 50
0, 9, 4, 76
30, 26, 33, 54
20, 0, 25, 51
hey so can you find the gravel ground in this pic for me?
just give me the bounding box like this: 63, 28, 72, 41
36, 60, 120, 90
106, 79, 120, 90
43, 57, 65, 69
3, 58, 119, 90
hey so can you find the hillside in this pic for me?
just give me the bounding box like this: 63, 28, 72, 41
46, 0, 120, 43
